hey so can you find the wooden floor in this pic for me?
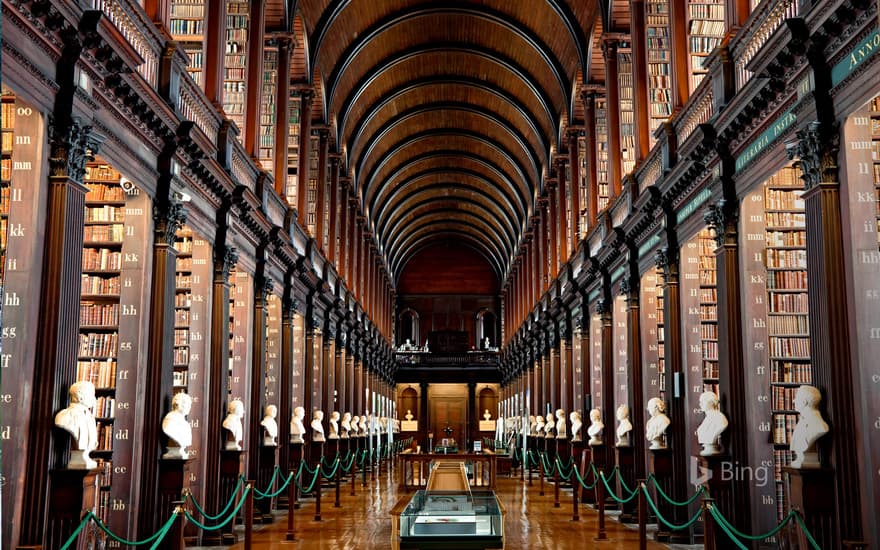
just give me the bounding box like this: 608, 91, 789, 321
215, 466, 670, 549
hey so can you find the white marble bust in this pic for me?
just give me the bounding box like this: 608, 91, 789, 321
646, 397, 670, 450
393, 417, 401, 433
351, 415, 361, 436
341, 412, 352, 438
359, 415, 368, 437
162, 392, 193, 459
696, 392, 728, 456
311, 410, 325, 442
555, 408, 567, 439
587, 408, 604, 446
290, 406, 306, 444
790, 385, 829, 468
55, 380, 99, 469
535, 414, 545, 436
483, 409, 492, 421
405, 409, 414, 421
570, 411, 583, 442
261, 404, 278, 447
328, 411, 340, 439
544, 411, 555, 438
222, 399, 245, 451
529, 415, 537, 435
615, 404, 633, 448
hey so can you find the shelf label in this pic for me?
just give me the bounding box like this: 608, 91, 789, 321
831, 29, 880, 87
735, 109, 797, 173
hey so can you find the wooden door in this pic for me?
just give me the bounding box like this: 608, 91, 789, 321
431, 397, 466, 447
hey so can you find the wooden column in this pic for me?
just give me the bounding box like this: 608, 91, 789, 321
203, 0, 227, 104
278, 279, 296, 477
247, 271, 271, 482
567, 131, 581, 247
581, 91, 600, 228
296, 90, 314, 226
314, 128, 329, 251
549, 331, 559, 410
656, 246, 692, 538
547, 184, 559, 280
791, 122, 863, 543
602, 38, 623, 197
597, 298, 615, 466
335, 346, 346, 414
630, 0, 650, 162
556, 157, 570, 263
337, 181, 349, 278
273, 37, 292, 195
322, 330, 336, 417
536, 210, 546, 293
622, 273, 646, 481
668, 0, 691, 104
18, 117, 96, 547
243, 0, 265, 156
327, 156, 340, 264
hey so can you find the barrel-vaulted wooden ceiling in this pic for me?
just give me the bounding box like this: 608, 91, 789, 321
275, 1, 602, 283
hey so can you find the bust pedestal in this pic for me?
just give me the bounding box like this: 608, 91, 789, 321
215, 450, 244, 545
580, 445, 595, 504
555, 437, 570, 466
256, 444, 279, 523
288, 442, 304, 509
588, 444, 617, 510
159, 457, 193, 531
783, 467, 836, 550
696, 454, 736, 547
615, 446, 637, 522
649, 449, 678, 543
41, 468, 99, 550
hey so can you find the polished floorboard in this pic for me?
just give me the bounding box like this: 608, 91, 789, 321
210, 467, 674, 549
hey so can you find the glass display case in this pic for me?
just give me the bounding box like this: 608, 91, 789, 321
399, 490, 503, 549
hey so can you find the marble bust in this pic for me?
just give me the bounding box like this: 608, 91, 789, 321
351, 415, 361, 436
544, 411, 555, 438
329, 411, 340, 439
570, 411, 583, 442
55, 380, 99, 469
790, 385, 829, 468
222, 399, 245, 451
696, 392, 728, 456
529, 415, 537, 435
587, 408, 604, 446
359, 415, 368, 437
615, 404, 633, 448
405, 409, 414, 421
162, 392, 193, 459
261, 404, 278, 447
290, 406, 306, 444
555, 408, 567, 439
311, 410, 325, 442
535, 414, 546, 436
645, 397, 670, 450
341, 412, 352, 438
483, 409, 492, 421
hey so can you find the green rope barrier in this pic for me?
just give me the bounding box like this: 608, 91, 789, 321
599, 470, 640, 504
615, 468, 634, 495
339, 452, 357, 473
709, 505, 751, 550
793, 510, 824, 550
95, 512, 176, 546
321, 458, 341, 479
647, 475, 705, 507
295, 467, 321, 494
572, 463, 598, 490
301, 460, 318, 475
251, 467, 280, 497
554, 457, 574, 481
187, 475, 245, 520
184, 486, 251, 532
253, 472, 294, 500
641, 486, 703, 531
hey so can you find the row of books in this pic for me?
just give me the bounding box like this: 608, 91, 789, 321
700, 270, 717, 286
771, 362, 813, 384
82, 248, 122, 271
771, 386, 800, 411
765, 189, 805, 210
701, 304, 717, 320
80, 303, 119, 326
703, 362, 719, 379
85, 206, 124, 222
177, 257, 193, 271
76, 359, 117, 388
175, 293, 192, 308
86, 183, 125, 202
174, 328, 190, 346
174, 347, 189, 365
700, 323, 718, 340
81, 274, 121, 296
95, 396, 116, 418
84, 165, 120, 182
173, 370, 188, 387
184, 49, 203, 69
769, 336, 810, 357
768, 314, 809, 335
766, 249, 807, 269
175, 308, 191, 326
766, 230, 806, 247
176, 273, 192, 288
688, 4, 724, 20
97, 424, 114, 451
768, 292, 808, 313
79, 332, 119, 358
773, 449, 794, 481
84, 224, 124, 243
170, 3, 204, 18
765, 211, 805, 228
169, 19, 203, 36
700, 287, 717, 303
702, 340, 719, 360
689, 21, 724, 38
772, 413, 798, 445
1, 158, 10, 181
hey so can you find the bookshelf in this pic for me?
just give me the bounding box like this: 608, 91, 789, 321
169, 0, 206, 86
590, 311, 603, 412
763, 165, 811, 522
286, 95, 301, 208
229, 269, 252, 404
265, 292, 281, 404
258, 46, 278, 175
618, 46, 636, 176
873, 96, 880, 249
306, 133, 319, 235
292, 312, 305, 409
174, 229, 193, 393
223, 0, 249, 133
656, 269, 666, 401
698, 229, 718, 395
595, 98, 610, 212
645, 0, 673, 142
613, 295, 628, 408
577, 135, 588, 237
687, 0, 725, 91
1, 94, 13, 310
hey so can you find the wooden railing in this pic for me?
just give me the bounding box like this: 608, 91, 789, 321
635, 147, 664, 195
398, 452, 497, 491
731, 0, 800, 91
177, 74, 221, 144
90, 0, 161, 87
673, 77, 715, 146
394, 351, 501, 366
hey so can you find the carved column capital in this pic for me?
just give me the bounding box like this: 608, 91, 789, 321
703, 198, 739, 249
155, 200, 188, 246
48, 116, 101, 182
216, 245, 239, 280
785, 120, 840, 190
595, 298, 611, 316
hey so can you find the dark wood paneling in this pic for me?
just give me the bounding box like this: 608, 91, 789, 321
398, 243, 499, 295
